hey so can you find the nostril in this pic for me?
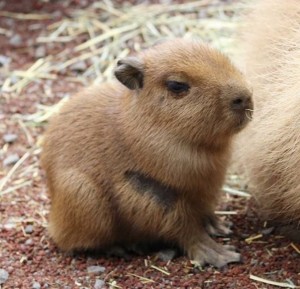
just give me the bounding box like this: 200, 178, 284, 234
232, 98, 243, 105
231, 97, 247, 110
231, 97, 245, 109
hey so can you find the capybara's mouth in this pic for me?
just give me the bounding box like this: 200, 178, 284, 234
234, 107, 253, 130
244, 107, 254, 121
230, 95, 253, 130
240, 98, 253, 120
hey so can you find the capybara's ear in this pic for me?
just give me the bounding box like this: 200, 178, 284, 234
114, 57, 144, 90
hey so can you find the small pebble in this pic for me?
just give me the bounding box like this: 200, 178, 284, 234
3, 154, 20, 166
9, 34, 22, 46
35, 46, 46, 59
70, 60, 87, 72
3, 133, 18, 143
94, 279, 105, 289
261, 227, 274, 235
0, 269, 9, 285
25, 225, 34, 234
87, 266, 105, 274
32, 281, 41, 289
29, 23, 43, 31
9, 75, 19, 85
157, 249, 177, 262
25, 238, 33, 245
4, 18, 14, 26
0, 55, 11, 67
3, 218, 17, 230
52, 11, 62, 18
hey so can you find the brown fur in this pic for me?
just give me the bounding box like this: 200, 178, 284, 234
234, 1, 300, 234
41, 39, 252, 267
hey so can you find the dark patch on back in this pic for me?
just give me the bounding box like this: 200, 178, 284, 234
124, 170, 179, 208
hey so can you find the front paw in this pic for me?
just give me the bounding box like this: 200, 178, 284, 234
187, 237, 240, 268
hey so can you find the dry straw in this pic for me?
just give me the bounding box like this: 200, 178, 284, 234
250, 274, 300, 288
2, 0, 240, 94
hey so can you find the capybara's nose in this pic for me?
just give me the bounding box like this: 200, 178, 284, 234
231, 93, 253, 111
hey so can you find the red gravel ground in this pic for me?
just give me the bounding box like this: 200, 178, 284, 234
0, 1, 299, 288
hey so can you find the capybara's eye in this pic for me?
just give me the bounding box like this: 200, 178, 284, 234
166, 81, 190, 94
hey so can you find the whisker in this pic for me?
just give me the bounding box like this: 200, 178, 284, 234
245, 110, 253, 120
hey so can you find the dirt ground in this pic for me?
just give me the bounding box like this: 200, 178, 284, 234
0, 1, 299, 288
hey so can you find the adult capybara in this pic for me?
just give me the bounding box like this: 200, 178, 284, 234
234, 0, 300, 239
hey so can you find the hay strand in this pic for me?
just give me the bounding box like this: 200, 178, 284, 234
250, 274, 300, 288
